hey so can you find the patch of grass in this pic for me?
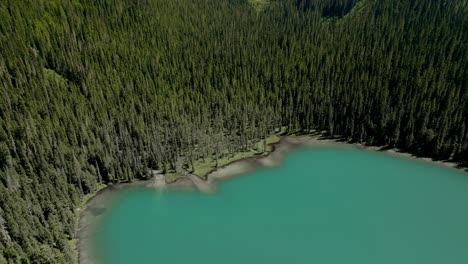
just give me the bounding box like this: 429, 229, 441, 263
164, 173, 180, 183
192, 135, 281, 179
44, 68, 67, 84
321, 0, 368, 24
249, 0, 270, 13
342, 0, 367, 20
256, 135, 280, 152
80, 183, 107, 207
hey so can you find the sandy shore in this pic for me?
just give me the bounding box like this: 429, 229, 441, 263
77, 135, 467, 264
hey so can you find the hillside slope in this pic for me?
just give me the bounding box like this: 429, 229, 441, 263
0, 0, 466, 262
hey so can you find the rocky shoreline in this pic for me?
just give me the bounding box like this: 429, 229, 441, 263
76, 135, 466, 264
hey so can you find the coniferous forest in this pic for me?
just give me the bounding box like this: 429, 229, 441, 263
0, 0, 467, 262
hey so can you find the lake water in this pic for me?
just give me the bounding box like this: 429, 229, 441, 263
94, 147, 468, 264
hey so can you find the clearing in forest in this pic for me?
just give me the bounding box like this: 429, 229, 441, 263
249, 0, 270, 12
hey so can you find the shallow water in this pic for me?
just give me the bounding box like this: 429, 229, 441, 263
94, 147, 468, 264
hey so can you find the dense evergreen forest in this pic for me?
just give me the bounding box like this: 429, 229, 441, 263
0, 0, 467, 262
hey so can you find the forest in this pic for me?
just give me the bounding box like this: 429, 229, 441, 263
0, 0, 467, 262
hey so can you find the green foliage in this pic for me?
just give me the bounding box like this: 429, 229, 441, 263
0, 0, 467, 262
191, 136, 276, 178
249, 0, 270, 12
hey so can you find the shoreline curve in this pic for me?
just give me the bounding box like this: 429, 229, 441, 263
77, 135, 467, 264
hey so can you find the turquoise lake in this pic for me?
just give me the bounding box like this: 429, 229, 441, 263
94, 147, 468, 264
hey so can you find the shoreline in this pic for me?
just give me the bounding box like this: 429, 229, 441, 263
77, 134, 467, 264
203, 135, 466, 186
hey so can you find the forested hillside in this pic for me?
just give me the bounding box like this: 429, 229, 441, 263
0, 0, 467, 262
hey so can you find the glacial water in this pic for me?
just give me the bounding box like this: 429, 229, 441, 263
94, 147, 468, 264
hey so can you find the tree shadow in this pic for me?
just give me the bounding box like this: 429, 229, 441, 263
379, 145, 394, 151
317, 133, 347, 142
